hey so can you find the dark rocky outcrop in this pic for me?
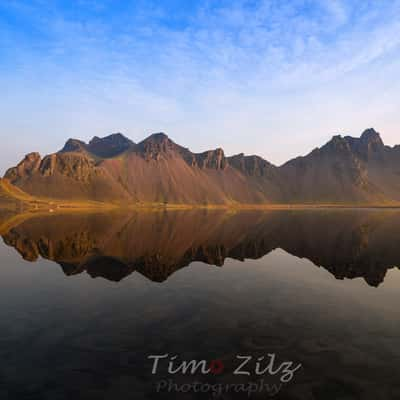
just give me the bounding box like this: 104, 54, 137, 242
228, 153, 276, 177
5, 152, 42, 182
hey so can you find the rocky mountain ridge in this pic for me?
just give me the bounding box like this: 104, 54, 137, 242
4, 128, 400, 204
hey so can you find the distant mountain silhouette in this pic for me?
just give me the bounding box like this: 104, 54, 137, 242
2, 210, 400, 286
4, 128, 400, 205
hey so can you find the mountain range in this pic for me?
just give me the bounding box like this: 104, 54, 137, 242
3, 128, 400, 205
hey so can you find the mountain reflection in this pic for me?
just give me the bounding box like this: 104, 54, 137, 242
2, 209, 400, 286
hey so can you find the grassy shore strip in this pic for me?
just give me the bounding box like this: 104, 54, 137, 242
119, 203, 400, 210
3, 201, 400, 212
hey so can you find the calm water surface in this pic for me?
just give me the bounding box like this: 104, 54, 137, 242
0, 209, 399, 399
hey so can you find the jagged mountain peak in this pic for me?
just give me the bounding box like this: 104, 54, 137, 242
199, 147, 225, 156
319, 134, 352, 154
340, 128, 385, 159
23, 152, 41, 162
60, 133, 134, 158
144, 132, 169, 141
4, 152, 42, 182
87, 132, 134, 158
138, 132, 173, 147
61, 138, 87, 153
88, 132, 133, 146
228, 153, 276, 177
136, 132, 183, 159
310, 129, 386, 158
360, 128, 381, 141
359, 128, 385, 151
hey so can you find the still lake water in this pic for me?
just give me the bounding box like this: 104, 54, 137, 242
0, 209, 399, 399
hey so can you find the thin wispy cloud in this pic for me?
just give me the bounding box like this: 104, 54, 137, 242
0, 0, 399, 173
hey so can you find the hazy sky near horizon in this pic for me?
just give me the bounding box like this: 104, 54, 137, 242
1, 0, 400, 174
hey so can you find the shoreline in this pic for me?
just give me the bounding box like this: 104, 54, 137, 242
3, 201, 400, 212
2, 202, 400, 235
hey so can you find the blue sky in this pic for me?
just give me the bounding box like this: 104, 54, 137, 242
1, 0, 400, 173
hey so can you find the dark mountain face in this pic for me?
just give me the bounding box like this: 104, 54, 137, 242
60, 139, 87, 154
136, 132, 177, 156
4, 152, 42, 182
3, 128, 400, 204
350, 128, 385, 159
60, 133, 135, 158
87, 133, 134, 158
278, 128, 400, 203
227, 153, 277, 177
135, 133, 228, 170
